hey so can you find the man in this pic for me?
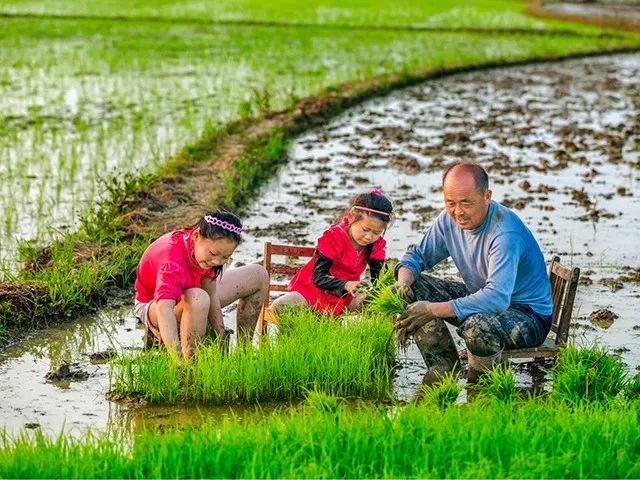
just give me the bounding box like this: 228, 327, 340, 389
393, 161, 553, 382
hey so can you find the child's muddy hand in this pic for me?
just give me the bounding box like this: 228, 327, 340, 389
345, 281, 360, 294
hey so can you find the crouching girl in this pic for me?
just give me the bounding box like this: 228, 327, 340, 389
134, 210, 269, 357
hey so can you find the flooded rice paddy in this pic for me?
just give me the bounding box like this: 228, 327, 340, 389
1, 53, 638, 436
3, 17, 606, 269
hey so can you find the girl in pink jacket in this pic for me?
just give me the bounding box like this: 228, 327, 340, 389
134, 210, 268, 357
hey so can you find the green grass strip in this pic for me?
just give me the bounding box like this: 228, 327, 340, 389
109, 308, 395, 403
2, 394, 639, 478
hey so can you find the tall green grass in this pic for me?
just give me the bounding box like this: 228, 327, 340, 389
474, 363, 518, 402
110, 307, 394, 403
2, 395, 639, 478
550, 343, 630, 405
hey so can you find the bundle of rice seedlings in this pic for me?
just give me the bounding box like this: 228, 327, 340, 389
367, 285, 405, 316
420, 370, 462, 408
474, 364, 517, 403
551, 344, 629, 405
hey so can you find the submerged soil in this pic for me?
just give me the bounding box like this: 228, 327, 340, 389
0, 52, 638, 436
529, 1, 640, 30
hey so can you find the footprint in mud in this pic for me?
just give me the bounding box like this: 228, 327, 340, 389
588, 308, 619, 329
619, 266, 640, 283
45, 362, 90, 382
389, 153, 422, 174
599, 277, 624, 292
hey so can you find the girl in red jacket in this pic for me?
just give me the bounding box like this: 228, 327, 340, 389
271, 189, 393, 316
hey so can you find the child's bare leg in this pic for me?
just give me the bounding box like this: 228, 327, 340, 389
270, 291, 308, 312
216, 264, 269, 341
178, 288, 209, 358
345, 293, 366, 312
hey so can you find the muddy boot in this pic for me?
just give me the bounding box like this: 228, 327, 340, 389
466, 349, 503, 384
413, 318, 460, 385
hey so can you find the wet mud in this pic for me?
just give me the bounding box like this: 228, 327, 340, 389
0, 53, 638, 435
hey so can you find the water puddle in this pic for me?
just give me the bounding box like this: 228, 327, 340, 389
1, 53, 639, 436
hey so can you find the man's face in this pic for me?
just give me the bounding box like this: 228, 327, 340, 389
443, 170, 491, 230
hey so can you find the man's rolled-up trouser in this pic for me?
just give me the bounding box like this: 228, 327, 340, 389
412, 273, 550, 357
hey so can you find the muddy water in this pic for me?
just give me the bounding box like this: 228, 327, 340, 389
1, 53, 638, 436
543, 2, 640, 22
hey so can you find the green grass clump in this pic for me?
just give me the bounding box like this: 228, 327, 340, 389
2, 397, 639, 478
420, 370, 462, 408
550, 344, 630, 405
368, 286, 405, 315
110, 307, 394, 403
474, 364, 517, 402
365, 264, 406, 315
624, 372, 640, 399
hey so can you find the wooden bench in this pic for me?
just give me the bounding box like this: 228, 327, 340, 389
256, 241, 315, 335
502, 256, 580, 361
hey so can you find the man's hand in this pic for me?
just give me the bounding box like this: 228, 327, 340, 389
391, 282, 415, 304
393, 301, 436, 347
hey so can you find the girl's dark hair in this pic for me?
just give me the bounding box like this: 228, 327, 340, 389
348, 190, 394, 224
192, 210, 243, 244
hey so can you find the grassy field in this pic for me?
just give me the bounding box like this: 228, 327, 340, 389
0, 0, 611, 31
1, 390, 638, 478
1, 1, 638, 270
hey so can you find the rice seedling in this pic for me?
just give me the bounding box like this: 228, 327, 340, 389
419, 369, 462, 408
1, 396, 639, 478
473, 363, 518, 402
109, 307, 395, 404
550, 343, 630, 405
367, 285, 406, 316
361, 263, 407, 316
624, 371, 640, 399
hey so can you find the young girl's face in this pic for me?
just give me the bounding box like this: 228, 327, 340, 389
347, 214, 386, 248
193, 230, 238, 268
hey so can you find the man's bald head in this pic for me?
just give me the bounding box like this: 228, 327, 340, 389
442, 162, 489, 194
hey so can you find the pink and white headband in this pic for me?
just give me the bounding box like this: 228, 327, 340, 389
352, 206, 393, 218
350, 188, 393, 218
204, 215, 242, 235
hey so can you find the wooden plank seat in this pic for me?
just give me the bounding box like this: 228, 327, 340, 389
502, 256, 580, 361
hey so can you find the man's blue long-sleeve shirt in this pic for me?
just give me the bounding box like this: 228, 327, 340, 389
398, 201, 552, 320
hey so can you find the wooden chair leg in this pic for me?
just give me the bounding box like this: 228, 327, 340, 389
257, 305, 267, 336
